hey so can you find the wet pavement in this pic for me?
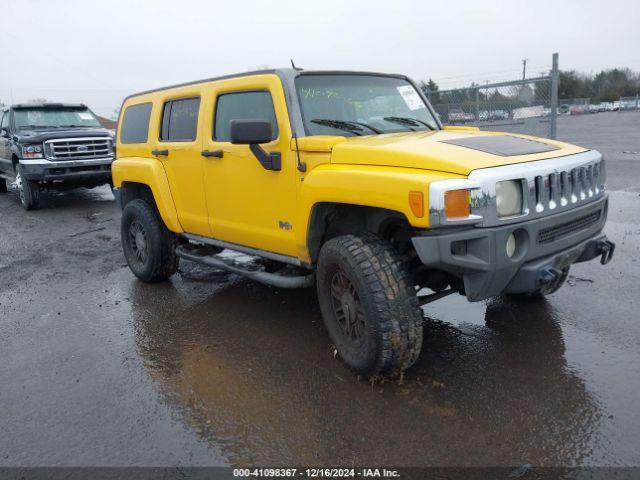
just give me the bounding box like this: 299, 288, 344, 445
0, 113, 639, 467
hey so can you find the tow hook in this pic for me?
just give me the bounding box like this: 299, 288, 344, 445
537, 267, 562, 287
598, 240, 616, 265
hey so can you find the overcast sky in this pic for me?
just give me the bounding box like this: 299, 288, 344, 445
1, 0, 638, 116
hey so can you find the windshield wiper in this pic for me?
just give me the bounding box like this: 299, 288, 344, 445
311, 118, 382, 135
59, 124, 93, 128
18, 124, 60, 129
384, 116, 436, 131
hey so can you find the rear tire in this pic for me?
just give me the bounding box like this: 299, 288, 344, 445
16, 165, 40, 210
0, 178, 7, 193
121, 199, 179, 282
316, 233, 423, 376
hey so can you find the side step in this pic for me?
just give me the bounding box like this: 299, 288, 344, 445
175, 244, 315, 289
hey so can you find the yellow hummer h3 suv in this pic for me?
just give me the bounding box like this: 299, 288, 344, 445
113, 69, 615, 375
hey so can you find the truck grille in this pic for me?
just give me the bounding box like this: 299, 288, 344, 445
467, 150, 606, 227
44, 137, 113, 161
538, 211, 601, 244
532, 163, 601, 213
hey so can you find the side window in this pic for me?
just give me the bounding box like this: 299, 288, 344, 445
120, 103, 152, 144
1, 111, 9, 129
160, 97, 200, 142
214, 91, 278, 142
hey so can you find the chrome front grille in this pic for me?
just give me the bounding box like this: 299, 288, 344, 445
467, 150, 606, 227
532, 162, 601, 213
44, 137, 113, 161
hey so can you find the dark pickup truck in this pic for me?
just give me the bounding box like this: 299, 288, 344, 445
0, 103, 115, 209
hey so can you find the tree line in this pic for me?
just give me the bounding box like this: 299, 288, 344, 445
422, 68, 640, 103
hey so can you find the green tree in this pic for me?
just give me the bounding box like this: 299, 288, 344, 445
558, 71, 586, 100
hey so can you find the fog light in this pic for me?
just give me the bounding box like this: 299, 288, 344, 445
506, 233, 516, 258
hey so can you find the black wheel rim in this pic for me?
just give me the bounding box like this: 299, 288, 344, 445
330, 269, 366, 344
129, 219, 148, 264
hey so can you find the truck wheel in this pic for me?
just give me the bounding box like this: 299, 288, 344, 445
121, 199, 179, 282
0, 178, 7, 193
316, 233, 423, 376
16, 165, 40, 210
511, 266, 570, 298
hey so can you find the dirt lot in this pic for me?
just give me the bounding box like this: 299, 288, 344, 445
1, 112, 639, 467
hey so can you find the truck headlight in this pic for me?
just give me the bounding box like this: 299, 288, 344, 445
495, 180, 523, 218
22, 144, 43, 159
428, 179, 483, 226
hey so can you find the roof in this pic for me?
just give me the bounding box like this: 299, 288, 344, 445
123, 68, 410, 101
12, 102, 87, 109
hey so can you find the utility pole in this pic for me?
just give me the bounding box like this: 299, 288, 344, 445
522, 58, 528, 80
550, 53, 559, 140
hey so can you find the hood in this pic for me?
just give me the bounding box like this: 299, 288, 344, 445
15, 127, 112, 143
327, 129, 588, 175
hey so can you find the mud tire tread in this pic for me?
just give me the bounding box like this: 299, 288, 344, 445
317, 233, 423, 376
121, 199, 178, 283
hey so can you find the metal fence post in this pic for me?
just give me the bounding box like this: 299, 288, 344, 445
550, 52, 559, 139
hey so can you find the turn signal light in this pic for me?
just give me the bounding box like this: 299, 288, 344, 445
444, 189, 471, 219
408, 191, 424, 218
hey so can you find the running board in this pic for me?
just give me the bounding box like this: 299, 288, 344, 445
175, 244, 315, 289
417, 288, 458, 305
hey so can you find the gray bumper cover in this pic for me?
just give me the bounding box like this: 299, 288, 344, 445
412, 195, 612, 301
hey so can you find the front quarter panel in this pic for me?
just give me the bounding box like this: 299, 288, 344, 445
112, 157, 183, 233
296, 164, 465, 262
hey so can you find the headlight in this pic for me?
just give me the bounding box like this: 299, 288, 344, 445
22, 144, 43, 159
495, 180, 523, 218
428, 179, 483, 226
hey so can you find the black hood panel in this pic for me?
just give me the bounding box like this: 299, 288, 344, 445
440, 135, 559, 156
15, 128, 112, 143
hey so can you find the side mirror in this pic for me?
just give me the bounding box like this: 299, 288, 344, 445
229, 119, 273, 145
0, 128, 9, 137
229, 119, 281, 171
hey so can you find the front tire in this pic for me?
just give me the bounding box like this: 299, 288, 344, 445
16, 165, 40, 210
0, 178, 7, 194
121, 199, 179, 282
316, 233, 423, 376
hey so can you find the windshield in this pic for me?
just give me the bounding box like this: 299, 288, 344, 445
14, 108, 102, 129
295, 74, 438, 136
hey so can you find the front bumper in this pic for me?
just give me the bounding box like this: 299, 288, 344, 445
18, 158, 113, 184
412, 195, 614, 301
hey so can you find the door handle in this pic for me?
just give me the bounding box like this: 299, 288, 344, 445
152, 149, 169, 156
201, 150, 223, 158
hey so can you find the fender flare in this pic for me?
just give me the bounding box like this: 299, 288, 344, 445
112, 157, 182, 233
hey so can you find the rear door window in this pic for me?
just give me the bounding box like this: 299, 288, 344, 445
120, 103, 152, 144
214, 91, 278, 142
160, 97, 200, 142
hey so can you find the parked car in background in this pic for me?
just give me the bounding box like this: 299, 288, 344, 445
448, 108, 475, 123
0, 103, 115, 209
480, 110, 509, 121
570, 105, 587, 115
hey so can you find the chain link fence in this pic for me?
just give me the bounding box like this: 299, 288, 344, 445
619, 95, 640, 111
425, 54, 559, 139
